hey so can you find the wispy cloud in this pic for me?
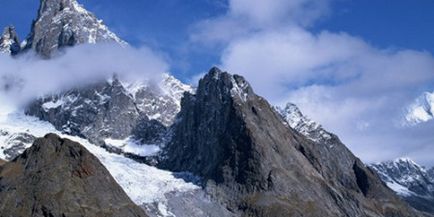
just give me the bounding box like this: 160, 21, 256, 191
0, 43, 168, 107
189, 0, 434, 166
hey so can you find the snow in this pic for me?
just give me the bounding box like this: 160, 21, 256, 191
404, 92, 434, 125
42, 99, 64, 110
0, 109, 200, 210
370, 157, 434, 199
230, 76, 249, 102
277, 103, 333, 143
386, 181, 413, 196
105, 137, 160, 157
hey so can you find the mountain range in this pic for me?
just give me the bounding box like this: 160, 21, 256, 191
371, 158, 434, 214
0, 0, 432, 216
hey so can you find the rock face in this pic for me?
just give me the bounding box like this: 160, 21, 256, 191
371, 158, 434, 214
276, 103, 333, 143
0, 133, 148, 217
161, 67, 423, 217
23, 0, 125, 57
25, 78, 167, 147
0, 130, 36, 160
25, 74, 192, 158
429, 168, 434, 181
0, 26, 20, 55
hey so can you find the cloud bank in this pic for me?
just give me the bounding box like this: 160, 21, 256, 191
190, 0, 434, 166
0, 43, 168, 108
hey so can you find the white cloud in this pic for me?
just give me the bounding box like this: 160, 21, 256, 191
190, 0, 332, 45
0, 43, 168, 107
189, 0, 434, 166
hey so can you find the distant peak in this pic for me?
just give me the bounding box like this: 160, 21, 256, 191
25, 0, 126, 57
394, 157, 417, 164
404, 91, 434, 126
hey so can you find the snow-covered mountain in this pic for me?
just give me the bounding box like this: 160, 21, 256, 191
0, 0, 430, 216
23, 0, 126, 57
0, 26, 20, 55
404, 92, 434, 125
370, 158, 434, 214
25, 73, 192, 159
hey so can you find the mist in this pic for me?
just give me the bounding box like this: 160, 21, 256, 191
0, 43, 169, 108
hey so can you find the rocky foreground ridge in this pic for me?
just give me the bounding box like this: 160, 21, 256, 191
0, 133, 148, 217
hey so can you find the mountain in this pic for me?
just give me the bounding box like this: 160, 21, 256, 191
22, 0, 125, 57
429, 168, 434, 181
370, 158, 434, 214
0, 130, 35, 160
25, 74, 192, 159
405, 92, 434, 125
0, 26, 20, 55
0, 111, 232, 217
276, 103, 334, 143
160, 67, 422, 217
0, 133, 148, 217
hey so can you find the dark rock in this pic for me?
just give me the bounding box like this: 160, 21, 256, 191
0, 26, 20, 55
429, 168, 434, 182
0, 133, 148, 217
161, 67, 424, 217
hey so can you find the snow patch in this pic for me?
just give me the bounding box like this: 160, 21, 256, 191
0, 109, 200, 207
404, 92, 434, 125
386, 181, 413, 196
105, 137, 160, 157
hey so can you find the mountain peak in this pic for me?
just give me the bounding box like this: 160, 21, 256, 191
0, 25, 20, 55
24, 0, 126, 57
404, 91, 434, 125
370, 158, 434, 213
161, 69, 420, 216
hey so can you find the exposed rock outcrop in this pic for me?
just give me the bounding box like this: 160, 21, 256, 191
0, 133, 148, 217
161, 67, 424, 217
0, 26, 20, 55
25, 78, 167, 148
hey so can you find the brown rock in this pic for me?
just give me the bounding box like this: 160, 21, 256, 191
0, 133, 148, 217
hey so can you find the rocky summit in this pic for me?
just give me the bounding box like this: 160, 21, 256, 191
0, 133, 148, 217
161, 67, 423, 217
0, 26, 20, 55
371, 158, 434, 214
23, 0, 125, 57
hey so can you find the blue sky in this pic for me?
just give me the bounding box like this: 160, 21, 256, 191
1, 0, 433, 80
1, 0, 434, 165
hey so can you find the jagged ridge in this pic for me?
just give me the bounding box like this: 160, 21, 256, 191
371, 158, 434, 214
161, 67, 422, 217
